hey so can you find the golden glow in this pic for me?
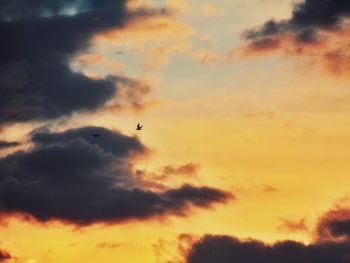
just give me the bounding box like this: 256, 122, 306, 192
2, 0, 350, 262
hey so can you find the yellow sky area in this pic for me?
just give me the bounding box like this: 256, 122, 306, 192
3, 81, 350, 263
2, 218, 168, 263
37, 70, 349, 246
3, 64, 350, 260
2, 119, 345, 261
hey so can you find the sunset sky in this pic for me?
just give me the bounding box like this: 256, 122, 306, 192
1, 0, 350, 262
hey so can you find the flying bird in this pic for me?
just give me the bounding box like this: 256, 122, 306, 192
136, 123, 143, 131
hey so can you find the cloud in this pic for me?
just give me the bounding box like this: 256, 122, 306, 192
233, 0, 350, 75
134, 163, 200, 191
137, 163, 200, 182
97, 242, 122, 249
259, 185, 278, 193
192, 50, 218, 65
0, 126, 232, 226
0, 0, 124, 21
104, 78, 155, 112
185, 204, 350, 263
0, 249, 11, 261
0, 140, 19, 150
278, 218, 309, 233
71, 52, 125, 76
185, 235, 350, 263
316, 207, 350, 241
0, 0, 167, 126
244, 0, 350, 43
162, 164, 199, 178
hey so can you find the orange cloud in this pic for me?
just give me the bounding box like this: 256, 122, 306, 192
97, 242, 122, 249
260, 185, 278, 193
74, 53, 106, 67
133, 163, 200, 192
230, 26, 350, 76
231, 1, 350, 77
278, 218, 309, 233
72, 53, 125, 77
192, 50, 218, 65
103, 78, 156, 112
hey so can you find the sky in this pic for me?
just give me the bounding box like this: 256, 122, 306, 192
1, 0, 350, 262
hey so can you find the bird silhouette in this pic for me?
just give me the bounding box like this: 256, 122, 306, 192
93, 134, 100, 138
136, 123, 143, 131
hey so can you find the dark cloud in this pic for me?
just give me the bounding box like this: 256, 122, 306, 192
0, 249, 11, 261
0, 140, 19, 150
0, 0, 166, 126
0, 0, 126, 22
244, 20, 290, 39
295, 28, 319, 43
316, 208, 350, 241
244, 0, 350, 43
186, 235, 350, 263
290, 0, 350, 28
31, 126, 145, 157
235, 0, 350, 75
326, 220, 350, 239
186, 206, 350, 263
247, 37, 281, 51
0, 126, 232, 225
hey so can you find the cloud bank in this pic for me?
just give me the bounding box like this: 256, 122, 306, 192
185, 205, 350, 263
186, 235, 350, 263
232, 0, 350, 75
0, 0, 165, 126
0, 126, 232, 226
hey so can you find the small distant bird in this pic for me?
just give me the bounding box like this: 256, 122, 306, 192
136, 123, 143, 131
93, 134, 100, 138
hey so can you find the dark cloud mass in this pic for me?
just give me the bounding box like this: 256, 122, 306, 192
31, 126, 145, 157
244, 0, 350, 43
326, 220, 350, 239
0, 0, 164, 126
186, 235, 350, 263
236, 0, 350, 75
0, 126, 231, 225
0, 0, 126, 22
186, 206, 350, 263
